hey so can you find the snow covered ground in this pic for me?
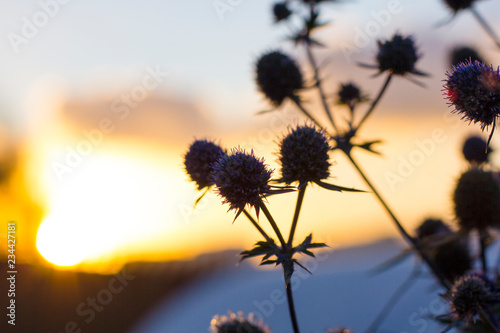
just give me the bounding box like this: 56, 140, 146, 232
130, 239, 460, 333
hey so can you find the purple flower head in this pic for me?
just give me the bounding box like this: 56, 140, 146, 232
210, 311, 271, 333
255, 50, 303, 107
447, 274, 499, 325
278, 124, 331, 186
184, 139, 225, 190
444, 61, 500, 134
211, 149, 272, 216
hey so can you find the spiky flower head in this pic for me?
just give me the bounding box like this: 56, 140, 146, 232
210, 311, 271, 333
450, 46, 484, 68
278, 124, 331, 186
444, 61, 500, 134
211, 148, 272, 217
453, 168, 500, 231
443, 0, 477, 13
184, 139, 225, 190
337, 82, 367, 108
273, 2, 292, 22
376, 34, 421, 75
255, 50, 303, 107
462, 135, 492, 164
447, 274, 499, 325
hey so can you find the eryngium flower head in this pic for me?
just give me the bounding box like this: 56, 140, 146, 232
447, 274, 499, 324
211, 149, 272, 215
444, 61, 500, 131
453, 168, 500, 230
273, 2, 292, 22
415, 218, 471, 282
278, 124, 331, 185
184, 139, 225, 190
450, 46, 484, 68
443, 0, 477, 13
256, 50, 303, 106
376, 34, 420, 75
210, 311, 271, 333
337, 82, 367, 107
462, 135, 492, 164
416, 218, 452, 240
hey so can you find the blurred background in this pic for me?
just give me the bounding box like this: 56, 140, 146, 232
1, 0, 500, 332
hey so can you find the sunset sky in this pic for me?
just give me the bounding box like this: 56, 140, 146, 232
1, 0, 500, 272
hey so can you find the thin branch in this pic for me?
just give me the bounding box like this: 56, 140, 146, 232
243, 209, 272, 242
470, 6, 500, 49
259, 201, 287, 249
355, 74, 393, 132
288, 185, 307, 247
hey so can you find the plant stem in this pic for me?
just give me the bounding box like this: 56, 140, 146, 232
288, 185, 307, 247
355, 74, 393, 132
259, 201, 287, 249
285, 279, 301, 333
480, 229, 488, 273
291, 97, 324, 130
470, 6, 500, 49
305, 42, 338, 132
243, 209, 271, 242
345, 152, 450, 289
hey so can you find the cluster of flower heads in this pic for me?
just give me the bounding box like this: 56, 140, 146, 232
210, 312, 271, 333
184, 124, 338, 218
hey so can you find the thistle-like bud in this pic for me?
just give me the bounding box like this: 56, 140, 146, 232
255, 50, 303, 107
278, 124, 331, 186
462, 135, 491, 164
211, 149, 272, 216
447, 274, 499, 325
337, 82, 367, 108
184, 139, 225, 190
210, 311, 271, 333
442, 0, 477, 13
450, 46, 484, 68
376, 34, 420, 75
453, 168, 500, 231
273, 2, 292, 22
444, 61, 500, 132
